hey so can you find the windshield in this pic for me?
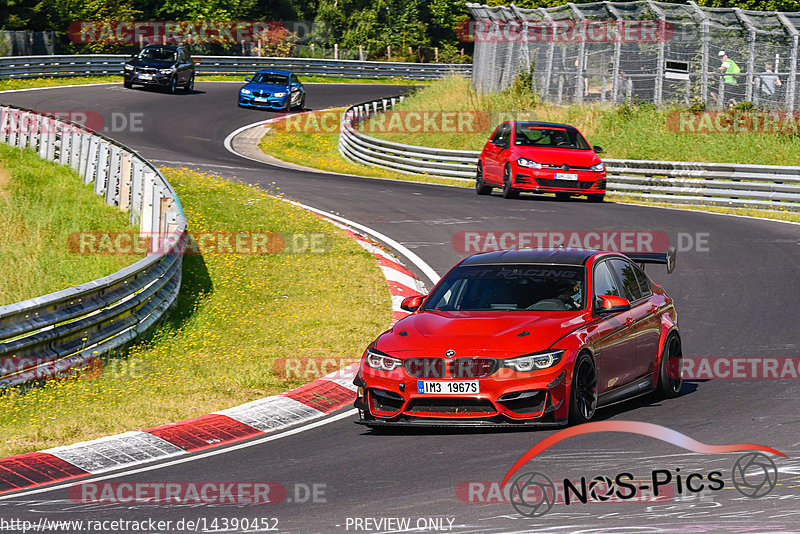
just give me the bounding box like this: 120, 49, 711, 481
251, 73, 290, 85
514, 123, 590, 149
138, 47, 176, 62
421, 264, 585, 312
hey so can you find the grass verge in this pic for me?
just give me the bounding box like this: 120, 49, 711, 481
0, 168, 390, 456
0, 144, 141, 305
364, 76, 800, 166
258, 108, 468, 187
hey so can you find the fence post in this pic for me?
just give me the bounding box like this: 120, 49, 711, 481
777, 13, 798, 112
647, 1, 667, 109
119, 153, 133, 211
688, 2, 710, 106
569, 4, 587, 105
130, 159, 144, 225
94, 141, 109, 196
83, 137, 98, 185
105, 145, 121, 205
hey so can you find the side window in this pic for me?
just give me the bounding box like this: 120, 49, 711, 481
496, 124, 511, 146
291, 74, 299, 85
633, 265, 652, 298
593, 261, 620, 307
609, 259, 643, 302
490, 125, 504, 144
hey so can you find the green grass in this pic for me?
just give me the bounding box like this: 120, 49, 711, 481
258, 108, 468, 187
0, 144, 142, 305
364, 76, 800, 166
0, 168, 389, 456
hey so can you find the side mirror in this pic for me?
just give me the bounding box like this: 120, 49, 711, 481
494, 140, 508, 149
245, 77, 251, 82
597, 295, 631, 314
400, 294, 426, 313
593, 145, 604, 153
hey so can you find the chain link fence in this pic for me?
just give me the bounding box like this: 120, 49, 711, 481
467, 1, 800, 111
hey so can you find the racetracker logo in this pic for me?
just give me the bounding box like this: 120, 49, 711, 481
674, 357, 800, 380
68, 482, 326, 505
67, 20, 319, 45
453, 231, 671, 254
668, 111, 800, 134
0, 110, 143, 134
499, 421, 783, 517
67, 232, 329, 255
275, 110, 491, 135
457, 19, 673, 43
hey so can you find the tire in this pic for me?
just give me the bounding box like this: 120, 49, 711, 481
555, 192, 571, 201
588, 193, 605, 203
295, 94, 305, 111
568, 352, 597, 425
502, 165, 519, 199
123, 80, 132, 89
184, 75, 194, 93
475, 163, 492, 195
656, 333, 683, 399
168, 76, 177, 94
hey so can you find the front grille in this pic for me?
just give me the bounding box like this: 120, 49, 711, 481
404, 358, 445, 378
542, 163, 593, 170
252, 91, 271, 98
449, 358, 498, 378
515, 173, 532, 184
407, 398, 496, 414
536, 178, 594, 189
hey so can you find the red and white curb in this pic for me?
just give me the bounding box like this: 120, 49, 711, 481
0, 216, 426, 494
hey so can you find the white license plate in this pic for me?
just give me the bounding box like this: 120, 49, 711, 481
137, 73, 153, 80
417, 380, 479, 395
254, 97, 268, 102
556, 173, 579, 181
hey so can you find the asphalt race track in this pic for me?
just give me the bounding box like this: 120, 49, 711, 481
2, 82, 799, 533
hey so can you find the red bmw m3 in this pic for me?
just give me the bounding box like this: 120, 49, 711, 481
354, 247, 681, 427
476, 121, 607, 202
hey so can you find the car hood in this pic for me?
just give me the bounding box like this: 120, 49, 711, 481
374, 310, 589, 357
514, 146, 600, 167
126, 59, 175, 69
243, 83, 289, 92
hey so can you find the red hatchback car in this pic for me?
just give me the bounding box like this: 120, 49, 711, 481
476, 121, 607, 202
354, 248, 680, 427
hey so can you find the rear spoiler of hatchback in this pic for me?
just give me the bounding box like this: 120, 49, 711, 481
625, 247, 676, 274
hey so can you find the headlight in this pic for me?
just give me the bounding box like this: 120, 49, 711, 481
159, 68, 174, 74
503, 350, 565, 372
517, 157, 542, 169
124, 64, 134, 70
365, 348, 402, 372
590, 162, 605, 172
240, 88, 252, 95
272, 92, 287, 98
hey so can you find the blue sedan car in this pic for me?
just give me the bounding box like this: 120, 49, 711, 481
238, 70, 305, 111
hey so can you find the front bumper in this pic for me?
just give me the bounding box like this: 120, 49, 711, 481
512, 166, 606, 194
355, 360, 571, 426
238, 94, 289, 109
124, 71, 172, 87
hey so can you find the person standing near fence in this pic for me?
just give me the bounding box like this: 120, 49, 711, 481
754, 60, 782, 108
710, 51, 741, 107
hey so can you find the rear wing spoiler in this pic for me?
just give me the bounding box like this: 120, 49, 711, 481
625, 247, 676, 274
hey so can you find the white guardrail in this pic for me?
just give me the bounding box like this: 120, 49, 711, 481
0, 55, 472, 81
0, 104, 187, 388
339, 97, 800, 211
